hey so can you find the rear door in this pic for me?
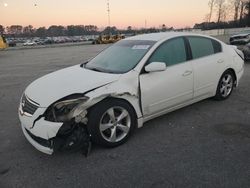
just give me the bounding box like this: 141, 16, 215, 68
187, 36, 224, 98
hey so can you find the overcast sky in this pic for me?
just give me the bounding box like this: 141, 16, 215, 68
1, 0, 209, 29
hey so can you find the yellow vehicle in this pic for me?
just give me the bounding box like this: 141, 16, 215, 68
0, 35, 8, 49
93, 34, 125, 44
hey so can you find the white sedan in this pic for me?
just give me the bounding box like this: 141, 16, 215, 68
23, 40, 37, 46
18, 32, 244, 155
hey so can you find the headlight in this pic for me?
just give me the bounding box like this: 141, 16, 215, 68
45, 96, 89, 122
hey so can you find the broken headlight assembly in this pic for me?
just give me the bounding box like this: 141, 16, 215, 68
44, 95, 89, 122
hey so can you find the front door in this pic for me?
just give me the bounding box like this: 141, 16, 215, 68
140, 37, 193, 116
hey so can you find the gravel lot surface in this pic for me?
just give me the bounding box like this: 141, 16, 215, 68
0, 44, 250, 188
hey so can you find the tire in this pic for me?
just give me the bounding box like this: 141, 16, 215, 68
87, 99, 136, 147
214, 70, 235, 100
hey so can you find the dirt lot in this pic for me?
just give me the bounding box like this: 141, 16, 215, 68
0, 44, 250, 188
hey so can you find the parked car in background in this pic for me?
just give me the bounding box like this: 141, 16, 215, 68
242, 43, 250, 61
6, 39, 17, 47
230, 31, 250, 45
18, 32, 244, 155
23, 40, 37, 46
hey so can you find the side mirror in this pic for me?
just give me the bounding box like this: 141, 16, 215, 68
144, 62, 166, 73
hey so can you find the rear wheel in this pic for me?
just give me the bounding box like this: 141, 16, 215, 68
87, 99, 136, 147
214, 70, 235, 100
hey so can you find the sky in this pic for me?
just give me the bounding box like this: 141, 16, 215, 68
0, 0, 209, 29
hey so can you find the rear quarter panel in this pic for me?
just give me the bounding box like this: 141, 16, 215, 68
223, 45, 244, 84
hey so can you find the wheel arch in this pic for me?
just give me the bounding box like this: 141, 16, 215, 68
224, 68, 237, 87
214, 68, 236, 100
87, 96, 140, 127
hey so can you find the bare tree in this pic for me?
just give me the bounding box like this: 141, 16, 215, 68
204, 13, 210, 22
215, 0, 226, 23
208, 0, 216, 22
239, 0, 247, 22
221, 6, 228, 22
0, 25, 4, 34
23, 25, 35, 36
246, 0, 250, 25
7, 25, 23, 35
161, 24, 167, 31
232, 0, 241, 20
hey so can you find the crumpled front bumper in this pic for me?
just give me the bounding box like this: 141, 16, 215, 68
21, 123, 53, 155
18, 107, 63, 155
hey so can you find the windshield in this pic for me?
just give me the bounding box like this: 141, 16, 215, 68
85, 40, 155, 73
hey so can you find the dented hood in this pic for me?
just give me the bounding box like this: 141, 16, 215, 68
25, 65, 121, 107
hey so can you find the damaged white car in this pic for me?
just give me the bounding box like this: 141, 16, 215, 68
19, 32, 244, 155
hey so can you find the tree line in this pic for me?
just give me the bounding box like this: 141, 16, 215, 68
0, 24, 174, 38
194, 0, 250, 30
0, 25, 99, 37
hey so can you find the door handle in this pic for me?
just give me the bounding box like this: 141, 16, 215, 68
217, 59, 224, 63
182, 70, 192, 77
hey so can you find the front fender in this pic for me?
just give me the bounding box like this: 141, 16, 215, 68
72, 70, 143, 125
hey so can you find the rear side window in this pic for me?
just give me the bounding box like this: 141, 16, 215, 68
188, 37, 215, 59
148, 37, 187, 66
212, 40, 222, 53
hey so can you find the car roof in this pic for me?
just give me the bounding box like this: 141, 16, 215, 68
124, 32, 214, 42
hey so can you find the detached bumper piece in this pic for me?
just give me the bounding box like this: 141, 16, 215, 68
53, 121, 92, 157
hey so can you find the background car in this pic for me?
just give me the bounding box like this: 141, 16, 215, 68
23, 40, 37, 46
242, 42, 250, 61
18, 33, 244, 155
6, 39, 17, 47
229, 31, 250, 45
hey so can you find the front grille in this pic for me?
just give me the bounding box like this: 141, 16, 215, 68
25, 128, 52, 148
21, 95, 39, 115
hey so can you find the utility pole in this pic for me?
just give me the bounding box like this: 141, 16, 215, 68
107, 0, 111, 34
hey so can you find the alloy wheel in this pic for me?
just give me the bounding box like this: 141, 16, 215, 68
99, 107, 131, 143
220, 74, 233, 97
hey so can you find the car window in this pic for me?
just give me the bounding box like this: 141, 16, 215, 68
188, 37, 215, 59
212, 40, 222, 53
148, 37, 187, 66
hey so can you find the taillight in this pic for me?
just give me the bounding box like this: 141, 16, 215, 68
235, 49, 244, 60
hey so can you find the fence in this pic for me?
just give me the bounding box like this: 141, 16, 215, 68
190, 27, 250, 36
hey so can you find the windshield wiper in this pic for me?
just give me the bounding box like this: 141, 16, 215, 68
83, 65, 105, 73
88, 67, 103, 72
80, 61, 88, 68
83, 64, 119, 74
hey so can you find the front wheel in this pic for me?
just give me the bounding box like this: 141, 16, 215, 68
87, 99, 136, 147
214, 70, 235, 100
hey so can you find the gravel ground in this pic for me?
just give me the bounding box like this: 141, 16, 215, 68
0, 44, 250, 188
